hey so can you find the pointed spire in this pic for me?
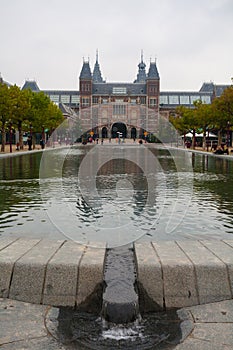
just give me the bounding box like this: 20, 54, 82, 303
93, 50, 104, 83
134, 51, 146, 83
147, 59, 160, 80
96, 49, 99, 63
79, 59, 92, 79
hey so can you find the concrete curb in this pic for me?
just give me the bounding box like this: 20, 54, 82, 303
0, 238, 105, 308
0, 238, 233, 309
135, 240, 233, 309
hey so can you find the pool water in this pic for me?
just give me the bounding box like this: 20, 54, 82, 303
1, 144, 233, 245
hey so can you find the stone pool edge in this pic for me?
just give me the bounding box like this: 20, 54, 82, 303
0, 237, 233, 310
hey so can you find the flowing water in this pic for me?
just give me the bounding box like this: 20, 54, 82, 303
102, 246, 139, 324
52, 307, 183, 349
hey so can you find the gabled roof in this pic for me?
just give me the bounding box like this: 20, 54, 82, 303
199, 82, 231, 97
215, 84, 231, 97
92, 82, 146, 95
199, 82, 215, 93
22, 80, 40, 91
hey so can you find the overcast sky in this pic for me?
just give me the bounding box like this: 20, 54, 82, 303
1, 0, 232, 91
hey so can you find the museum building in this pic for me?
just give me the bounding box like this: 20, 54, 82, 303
20, 53, 230, 139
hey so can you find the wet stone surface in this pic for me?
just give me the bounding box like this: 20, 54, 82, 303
1, 291, 233, 350
52, 307, 184, 349
2, 297, 233, 349
0, 298, 190, 350
0, 298, 64, 349
3, 298, 233, 350
102, 245, 139, 324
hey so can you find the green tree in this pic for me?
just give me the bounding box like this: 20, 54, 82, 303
27, 91, 51, 132
9, 85, 31, 149
0, 83, 12, 152
171, 105, 199, 148
212, 86, 233, 146
45, 101, 64, 131
0, 84, 64, 152
193, 100, 214, 150
172, 101, 215, 149
25, 91, 63, 147
30, 91, 63, 130
184, 108, 200, 149
171, 106, 190, 134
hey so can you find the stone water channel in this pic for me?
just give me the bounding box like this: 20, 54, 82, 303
1, 145, 233, 348
46, 244, 185, 350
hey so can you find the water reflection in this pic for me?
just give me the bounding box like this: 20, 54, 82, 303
96, 159, 148, 216
191, 153, 233, 234
0, 147, 233, 241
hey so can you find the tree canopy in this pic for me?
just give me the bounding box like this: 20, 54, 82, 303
170, 87, 233, 149
0, 82, 64, 151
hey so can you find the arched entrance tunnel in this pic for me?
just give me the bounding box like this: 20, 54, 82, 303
131, 127, 137, 139
102, 127, 108, 138
111, 122, 127, 138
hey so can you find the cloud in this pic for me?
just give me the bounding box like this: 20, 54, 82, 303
0, 0, 232, 89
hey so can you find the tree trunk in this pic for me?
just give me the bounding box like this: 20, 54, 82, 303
1, 127, 6, 152
203, 129, 207, 150
18, 121, 23, 149
218, 130, 222, 146
192, 129, 196, 149
32, 133, 36, 150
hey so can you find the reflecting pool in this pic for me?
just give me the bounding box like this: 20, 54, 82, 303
1, 145, 233, 245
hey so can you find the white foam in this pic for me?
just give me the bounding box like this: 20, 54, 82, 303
102, 325, 144, 341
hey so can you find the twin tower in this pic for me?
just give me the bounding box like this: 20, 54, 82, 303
78, 52, 160, 139
79, 52, 160, 112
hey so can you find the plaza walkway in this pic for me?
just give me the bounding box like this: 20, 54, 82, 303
1, 295, 233, 349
